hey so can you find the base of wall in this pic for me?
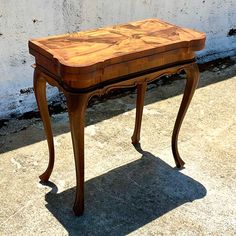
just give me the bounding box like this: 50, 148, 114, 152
0, 55, 235, 123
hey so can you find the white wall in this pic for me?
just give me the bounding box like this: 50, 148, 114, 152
0, 0, 235, 119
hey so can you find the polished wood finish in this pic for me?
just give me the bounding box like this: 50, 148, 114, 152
66, 93, 90, 216
29, 19, 205, 69
172, 63, 200, 168
132, 82, 147, 145
29, 18, 206, 216
29, 18, 205, 91
34, 68, 55, 182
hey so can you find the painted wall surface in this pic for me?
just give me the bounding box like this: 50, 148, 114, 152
0, 0, 236, 118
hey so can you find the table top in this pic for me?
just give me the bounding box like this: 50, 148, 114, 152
29, 18, 205, 73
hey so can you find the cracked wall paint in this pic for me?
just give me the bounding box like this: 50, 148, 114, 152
0, 0, 235, 118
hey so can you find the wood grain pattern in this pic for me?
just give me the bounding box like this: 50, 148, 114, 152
29, 19, 205, 69
30, 18, 205, 216
29, 19, 205, 91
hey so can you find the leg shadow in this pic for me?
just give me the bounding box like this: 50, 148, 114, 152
45, 151, 206, 236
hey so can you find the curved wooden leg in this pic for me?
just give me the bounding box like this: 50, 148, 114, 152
172, 63, 200, 168
66, 93, 89, 216
131, 82, 147, 145
34, 68, 55, 182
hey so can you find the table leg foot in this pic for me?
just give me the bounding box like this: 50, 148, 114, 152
73, 204, 84, 216
131, 82, 147, 145
172, 63, 200, 168
34, 68, 55, 182
66, 93, 89, 216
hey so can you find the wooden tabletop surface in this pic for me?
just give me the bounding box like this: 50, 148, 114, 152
29, 19, 205, 71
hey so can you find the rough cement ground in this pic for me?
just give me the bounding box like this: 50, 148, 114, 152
0, 60, 236, 235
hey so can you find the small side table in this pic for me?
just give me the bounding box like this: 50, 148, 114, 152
29, 18, 206, 216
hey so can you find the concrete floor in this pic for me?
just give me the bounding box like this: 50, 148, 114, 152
0, 60, 236, 235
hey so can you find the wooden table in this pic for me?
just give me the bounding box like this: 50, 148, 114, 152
29, 18, 206, 216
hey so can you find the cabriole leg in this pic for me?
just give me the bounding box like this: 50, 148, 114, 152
172, 63, 200, 168
132, 82, 147, 145
66, 93, 89, 216
33, 68, 55, 181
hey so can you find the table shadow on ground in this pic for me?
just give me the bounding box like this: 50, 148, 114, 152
44, 149, 206, 236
